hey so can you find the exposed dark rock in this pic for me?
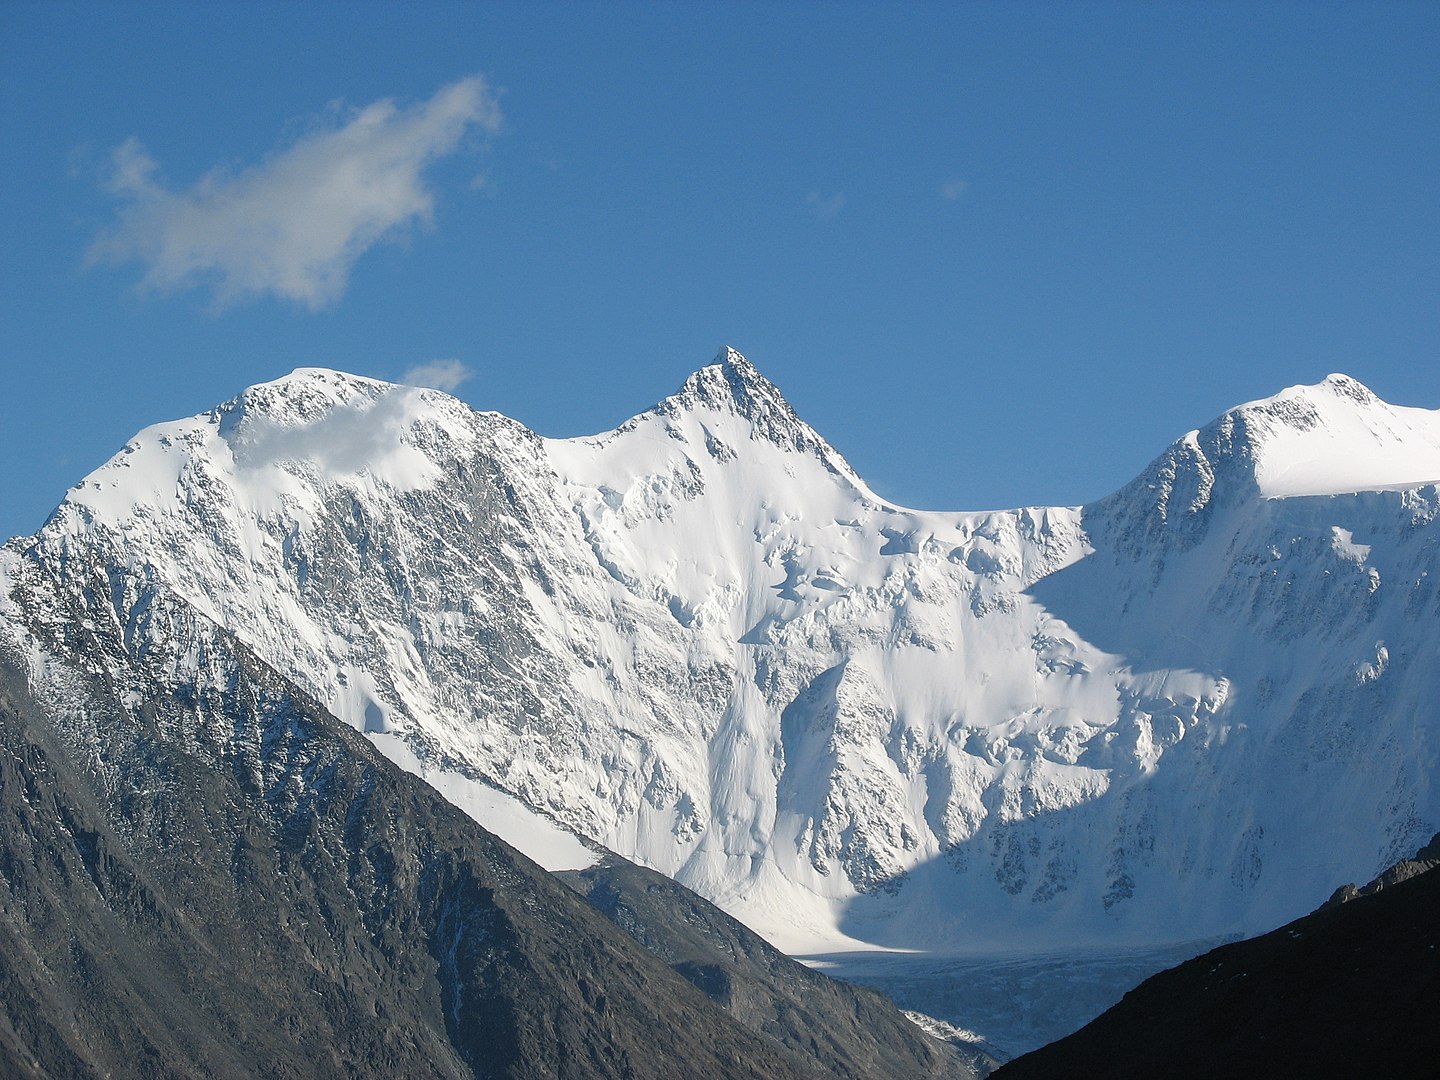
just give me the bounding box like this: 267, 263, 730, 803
992, 840, 1440, 1079
1319, 831, 1440, 911
559, 858, 994, 1078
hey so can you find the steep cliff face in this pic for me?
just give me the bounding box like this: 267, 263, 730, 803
14, 351, 1440, 954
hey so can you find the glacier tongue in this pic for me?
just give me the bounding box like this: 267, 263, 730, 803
13, 352, 1440, 957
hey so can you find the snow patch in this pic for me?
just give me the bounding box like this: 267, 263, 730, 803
369, 733, 600, 871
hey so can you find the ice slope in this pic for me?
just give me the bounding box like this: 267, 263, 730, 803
13, 350, 1440, 957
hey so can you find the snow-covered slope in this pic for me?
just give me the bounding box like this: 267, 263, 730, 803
1240, 374, 1440, 497
8, 350, 1438, 956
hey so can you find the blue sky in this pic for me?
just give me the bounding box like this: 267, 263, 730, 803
2, 2, 1437, 542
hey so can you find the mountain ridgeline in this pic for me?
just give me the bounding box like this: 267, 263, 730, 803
2, 348, 1438, 1072
20, 349, 1439, 955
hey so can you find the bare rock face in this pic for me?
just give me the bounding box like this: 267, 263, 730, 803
559, 858, 996, 1079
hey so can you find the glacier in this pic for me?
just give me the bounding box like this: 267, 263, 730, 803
7, 349, 1439, 978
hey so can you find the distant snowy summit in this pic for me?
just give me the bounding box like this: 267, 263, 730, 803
1120, 371, 1440, 512
11, 349, 1440, 957
1235, 373, 1440, 497
59, 352, 1440, 531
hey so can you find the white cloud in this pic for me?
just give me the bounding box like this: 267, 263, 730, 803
89, 75, 502, 310
806, 191, 846, 221
402, 358, 472, 392
105, 137, 161, 196
234, 387, 427, 476
941, 177, 968, 201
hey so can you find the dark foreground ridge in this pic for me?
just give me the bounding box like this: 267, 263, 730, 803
0, 652, 808, 1079
0, 551, 978, 1078
993, 837, 1440, 1080
560, 858, 995, 1078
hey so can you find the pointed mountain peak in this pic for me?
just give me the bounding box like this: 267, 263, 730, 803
717, 344, 752, 369
582, 349, 867, 489
662, 347, 836, 455
674, 346, 787, 417
710, 344, 768, 388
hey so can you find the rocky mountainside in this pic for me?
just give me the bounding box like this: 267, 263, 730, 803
12, 349, 1440, 956
991, 835, 1440, 1079
0, 538, 978, 1078
1319, 831, 1440, 910
558, 858, 997, 1078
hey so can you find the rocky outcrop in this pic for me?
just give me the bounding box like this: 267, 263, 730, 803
1320, 831, 1440, 910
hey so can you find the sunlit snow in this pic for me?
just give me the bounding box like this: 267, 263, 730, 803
16, 349, 1440, 1052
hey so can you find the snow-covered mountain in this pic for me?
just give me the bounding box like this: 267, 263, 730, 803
8, 349, 1439, 957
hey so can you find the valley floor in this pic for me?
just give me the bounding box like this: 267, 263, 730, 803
803, 939, 1230, 1061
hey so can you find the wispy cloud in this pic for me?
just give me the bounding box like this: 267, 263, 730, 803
402, 358, 472, 392
89, 75, 502, 310
806, 191, 846, 221
940, 177, 968, 201
234, 387, 426, 476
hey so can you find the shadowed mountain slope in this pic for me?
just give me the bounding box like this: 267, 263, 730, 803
992, 838, 1440, 1079
560, 858, 994, 1078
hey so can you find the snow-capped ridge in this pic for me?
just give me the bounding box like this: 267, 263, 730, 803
1318, 372, 1378, 404
1096, 372, 1440, 555
219, 366, 401, 427
47, 364, 503, 548
1226, 372, 1440, 499
8, 350, 1440, 971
